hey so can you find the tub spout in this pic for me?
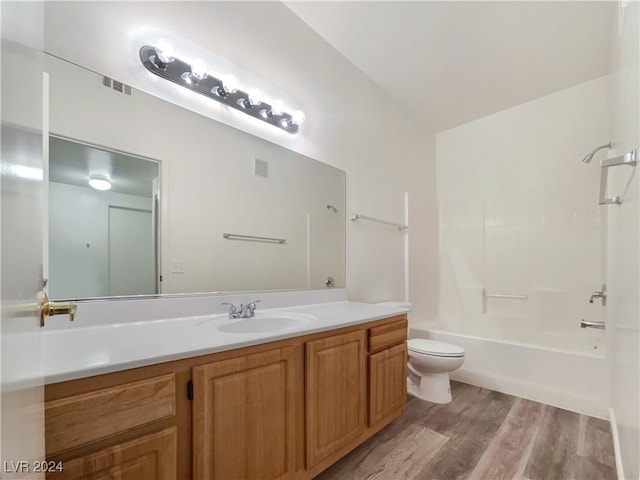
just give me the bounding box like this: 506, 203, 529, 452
580, 319, 606, 329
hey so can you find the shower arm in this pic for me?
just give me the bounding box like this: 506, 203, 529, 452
581, 143, 612, 163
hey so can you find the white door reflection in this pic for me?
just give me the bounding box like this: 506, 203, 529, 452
48, 136, 159, 299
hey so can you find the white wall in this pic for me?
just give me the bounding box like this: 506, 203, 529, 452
43, 2, 438, 323
608, 1, 639, 478
435, 76, 611, 350
48, 182, 153, 299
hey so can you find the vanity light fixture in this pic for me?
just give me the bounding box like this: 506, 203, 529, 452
139, 42, 304, 134
88, 175, 112, 191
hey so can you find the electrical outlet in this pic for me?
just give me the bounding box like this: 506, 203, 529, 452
171, 261, 185, 274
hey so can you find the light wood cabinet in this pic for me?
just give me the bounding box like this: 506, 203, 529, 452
192, 346, 299, 480
366, 318, 408, 428
368, 318, 408, 353
48, 428, 177, 480
45, 374, 176, 455
45, 366, 191, 479
44, 314, 407, 480
369, 342, 407, 427
305, 330, 367, 469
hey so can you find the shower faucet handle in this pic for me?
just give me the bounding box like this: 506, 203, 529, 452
589, 284, 607, 306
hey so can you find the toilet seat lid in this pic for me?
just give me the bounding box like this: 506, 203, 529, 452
408, 339, 466, 357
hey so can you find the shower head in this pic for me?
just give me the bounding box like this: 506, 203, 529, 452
326, 204, 338, 213
582, 142, 612, 163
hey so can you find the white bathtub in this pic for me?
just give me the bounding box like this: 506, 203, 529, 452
410, 321, 610, 418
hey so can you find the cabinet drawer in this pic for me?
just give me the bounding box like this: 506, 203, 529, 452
368, 317, 407, 353
46, 374, 176, 455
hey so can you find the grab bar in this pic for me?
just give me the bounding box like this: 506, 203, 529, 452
350, 213, 408, 231
599, 149, 637, 205
482, 289, 528, 300
482, 288, 527, 315
222, 233, 286, 244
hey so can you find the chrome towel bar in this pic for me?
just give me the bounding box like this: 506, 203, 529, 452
350, 213, 408, 231
222, 233, 286, 244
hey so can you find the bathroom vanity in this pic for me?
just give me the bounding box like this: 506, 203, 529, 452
42, 295, 407, 480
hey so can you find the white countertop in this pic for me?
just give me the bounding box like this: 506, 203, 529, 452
42, 295, 407, 385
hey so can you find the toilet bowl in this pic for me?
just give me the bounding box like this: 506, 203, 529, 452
407, 338, 465, 404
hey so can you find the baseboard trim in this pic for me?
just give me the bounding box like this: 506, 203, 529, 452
609, 407, 624, 480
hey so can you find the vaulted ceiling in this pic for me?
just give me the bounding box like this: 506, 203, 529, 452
284, 1, 615, 132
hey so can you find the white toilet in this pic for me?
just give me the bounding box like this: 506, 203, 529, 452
407, 338, 466, 404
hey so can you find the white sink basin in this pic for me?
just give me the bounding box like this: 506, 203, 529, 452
208, 312, 318, 334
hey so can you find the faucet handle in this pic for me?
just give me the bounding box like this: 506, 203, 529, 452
589, 284, 607, 306
221, 302, 237, 314
243, 300, 261, 311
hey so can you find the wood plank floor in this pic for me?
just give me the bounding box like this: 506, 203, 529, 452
314, 382, 616, 480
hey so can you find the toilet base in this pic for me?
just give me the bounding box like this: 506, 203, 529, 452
407, 371, 453, 404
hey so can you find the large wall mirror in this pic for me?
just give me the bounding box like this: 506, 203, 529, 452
45, 54, 346, 300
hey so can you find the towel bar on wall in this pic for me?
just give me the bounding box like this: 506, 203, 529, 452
599, 149, 637, 205
350, 213, 408, 231
222, 233, 286, 244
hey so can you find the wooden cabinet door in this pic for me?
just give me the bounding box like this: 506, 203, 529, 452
47, 427, 177, 480
306, 330, 366, 468
369, 342, 407, 427
192, 347, 297, 480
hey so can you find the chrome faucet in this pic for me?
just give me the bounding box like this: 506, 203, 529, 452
222, 300, 260, 319
581, 319, 606, 329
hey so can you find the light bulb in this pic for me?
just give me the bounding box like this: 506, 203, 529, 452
181, 72, 195, 84
291, 110, 305, 125
155, 39, 175, 64
88, 176, 111, 191
270, 100, 284, 116
190, 59, 208, 81
248, 88, 263, 106
279, 118, 290, 128
222, 74, 239, 93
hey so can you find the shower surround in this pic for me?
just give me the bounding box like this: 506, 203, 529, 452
425, 75, 612, 416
